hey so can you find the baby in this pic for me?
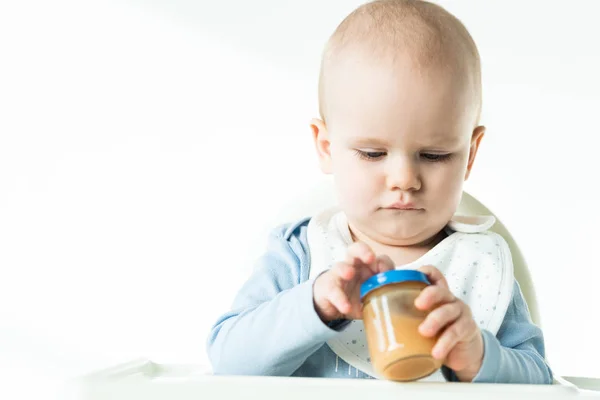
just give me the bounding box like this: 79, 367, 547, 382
207, 0, 552, 383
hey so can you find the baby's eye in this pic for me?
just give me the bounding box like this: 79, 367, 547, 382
420, 153, 452, 162
354, 150, 387, 161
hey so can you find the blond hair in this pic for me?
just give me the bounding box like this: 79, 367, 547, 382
318, 0, 482, 123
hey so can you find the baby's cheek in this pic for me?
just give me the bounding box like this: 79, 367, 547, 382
428, 171, 463, 203
333, 158, 381, 210
336, 183, 371, 220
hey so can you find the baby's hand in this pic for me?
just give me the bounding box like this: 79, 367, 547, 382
415, 265, 484, 382
313, 242, 394, 322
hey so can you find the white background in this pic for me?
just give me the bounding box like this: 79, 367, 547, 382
1, 0, 599, 397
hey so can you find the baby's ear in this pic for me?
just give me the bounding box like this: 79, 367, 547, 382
310, 118, 333, 174
465, 125, 486, 180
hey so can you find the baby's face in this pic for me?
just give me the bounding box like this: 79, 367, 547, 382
315, 55, 483, 246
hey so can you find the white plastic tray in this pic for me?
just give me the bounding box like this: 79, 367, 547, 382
66, 359, 600, 400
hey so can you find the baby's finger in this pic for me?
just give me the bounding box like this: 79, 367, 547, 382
376, 254, 395, 273
346, 242, 376, 266
415, 285, 456, 311
418, 265, 449, 290
327, 285, 352, 315
331, 262, 356, 281
419, 302, 462, 337
355, 254, 396, 282
431, 315, 472, 360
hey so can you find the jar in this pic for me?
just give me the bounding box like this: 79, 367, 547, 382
360, 269, 442, 381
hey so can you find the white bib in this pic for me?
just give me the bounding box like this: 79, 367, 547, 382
306, 208, 514, 381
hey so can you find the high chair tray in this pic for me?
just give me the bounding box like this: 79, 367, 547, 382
68, 359, 600, 400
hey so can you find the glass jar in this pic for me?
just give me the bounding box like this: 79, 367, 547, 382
360, 270, 442, 381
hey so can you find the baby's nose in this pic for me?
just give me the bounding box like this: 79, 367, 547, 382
386, 160, 421, 191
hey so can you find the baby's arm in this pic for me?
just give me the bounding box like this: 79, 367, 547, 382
446, 280, 553, 384
206, 224, 338, 376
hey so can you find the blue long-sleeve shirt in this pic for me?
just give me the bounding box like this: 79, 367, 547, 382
207, 218, 553, 383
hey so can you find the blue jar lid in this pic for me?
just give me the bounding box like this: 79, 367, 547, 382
360, 269, 430, 300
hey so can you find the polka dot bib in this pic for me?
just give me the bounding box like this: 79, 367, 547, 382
306, 208, 515, 381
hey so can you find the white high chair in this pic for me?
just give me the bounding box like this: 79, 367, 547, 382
68, 178, 599, 399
